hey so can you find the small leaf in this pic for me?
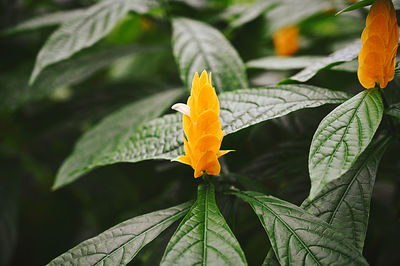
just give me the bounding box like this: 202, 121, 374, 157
246, 56, 325, 71
53, 88, 183, 189
55, 84, 349, 189
172, 17, 248, 93
232, 191, 368, 266
282, 39, 361, 83
336, 0, 373, 16
29, 0, 158, 84
161, 183, 247, 266
228, 0, 278, 29
48, 202, 192, 266
385, 103, 400, 119
308, 89, 383, 200
303, 134, 391, 251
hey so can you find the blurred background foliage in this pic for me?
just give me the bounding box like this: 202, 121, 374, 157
0, 0, 399, 265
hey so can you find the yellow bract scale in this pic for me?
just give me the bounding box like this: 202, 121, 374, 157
173, 70, 231, 178
358, 0, 399, 89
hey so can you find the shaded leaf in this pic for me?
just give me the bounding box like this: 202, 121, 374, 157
161, 183, 247, 266
172, 17, 248, 93
385, 103, 400, 119
232, 191, 368, 266
282, 39, 361, 83
308, 89, 383, 200
246, 56, 325, 71
336, 0, 373, 16
228, 0, 278, 29
55, 84, 349, 189
48, 202, 192, 265
29, 0, 158, 84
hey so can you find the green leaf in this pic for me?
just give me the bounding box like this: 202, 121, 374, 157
232, 191, 368, 266
172, 17, 248, 93
55, 84, 349, 189
303, 134, 391, 251
53, 88, 183, 189
228, 0, 278, 29
161, 183, 247, 266
29, 0, 158, 84
48, 202, 192, 266
336, 0, 373, 16
308, 89, 383, 200
1, 44, 159, 111
282, 39, 361, 83
246, 56, 325, 71
385, 103, 400, 119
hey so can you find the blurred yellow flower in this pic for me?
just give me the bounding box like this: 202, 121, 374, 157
273, 25, 299, 57
172, 71, 231, 178
358, 0, 399, 89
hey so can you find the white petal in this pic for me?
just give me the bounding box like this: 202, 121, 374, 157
171, 103, 190, 116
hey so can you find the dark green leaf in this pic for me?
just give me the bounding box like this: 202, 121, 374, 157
336, 0, 373, 16
385, 103, 400, 119
55, 84, 349, 189
172, 17, 248, 93
161, 183, 247, 266
29, 0, 158, 84
308, 89, 383, 200
48, 202, 192, 265
232, 191, 368, 266
303, 134, 391, 251
246, 56, 325, 71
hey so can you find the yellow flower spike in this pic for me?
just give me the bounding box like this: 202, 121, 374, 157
358, 0, 399, 89
273, 25, 300, 57
171, 70, 231, 178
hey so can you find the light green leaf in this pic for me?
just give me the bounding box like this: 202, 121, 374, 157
161, 183, 247, 266
29, 0, 158, 84
172, 17, 248, 93
48, 202, 192, 266
336, 0, 373, 16
282, 39, 361, 83
228, 0, 278, 29
246, 56, 325, 71
232, 191, 368, 266
1, 44, 159, 111
53, 88, 183, 189
303, 134, 390, 251
308, 89, 383, 200
54, 84, 349, 189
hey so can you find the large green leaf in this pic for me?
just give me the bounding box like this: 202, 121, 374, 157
172, 17, 248, 93
161, 183, 247, 266
54, 85, 349, 189
246, 56, 325, 71
48, 202, 192, 265
308, 89, 383, 200
53, 88, 183, 189
1, 44, 159, 111
282, 40, 361, 83
232, 191, 368, 266
303, 134, 390, 251
29, 0, 157, 84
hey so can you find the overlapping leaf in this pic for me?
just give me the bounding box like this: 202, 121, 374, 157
308, 89, 383, 200
246, 56, 325, 71
228, 0, 278, 29
29, 0, 158, 84
172, 17, 248, 93
161, 184, 247, 266
336, 0, 373, 16
54, 85, 349, 189
232, 191, 368, 266
48, 202, 192, 265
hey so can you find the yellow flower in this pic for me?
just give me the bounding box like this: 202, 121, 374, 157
358, 0, 399, 89
273, 25, 300, 57
172, 71, 231, 178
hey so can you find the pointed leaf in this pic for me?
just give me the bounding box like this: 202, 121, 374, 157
232, 191, 368, 266
228, 0, 278, 29
282, 40, 361, 83
29, 0, 158, 84
53, 88, 183, 189
161, 183, 247, 266
308, 89, 383, 200
303, 134, 390, 251
172, 17, 248, 93
335, 0, 373, 16
48, 202, 192, 266
55, 84, 349, 188
246, 56, 325, 71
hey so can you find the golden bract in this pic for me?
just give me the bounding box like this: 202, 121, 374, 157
358, 0, 399, 89
273, 25, 300, 57
172, 71, 231, 178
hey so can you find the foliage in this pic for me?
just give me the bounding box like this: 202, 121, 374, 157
1, 0, 400, 265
